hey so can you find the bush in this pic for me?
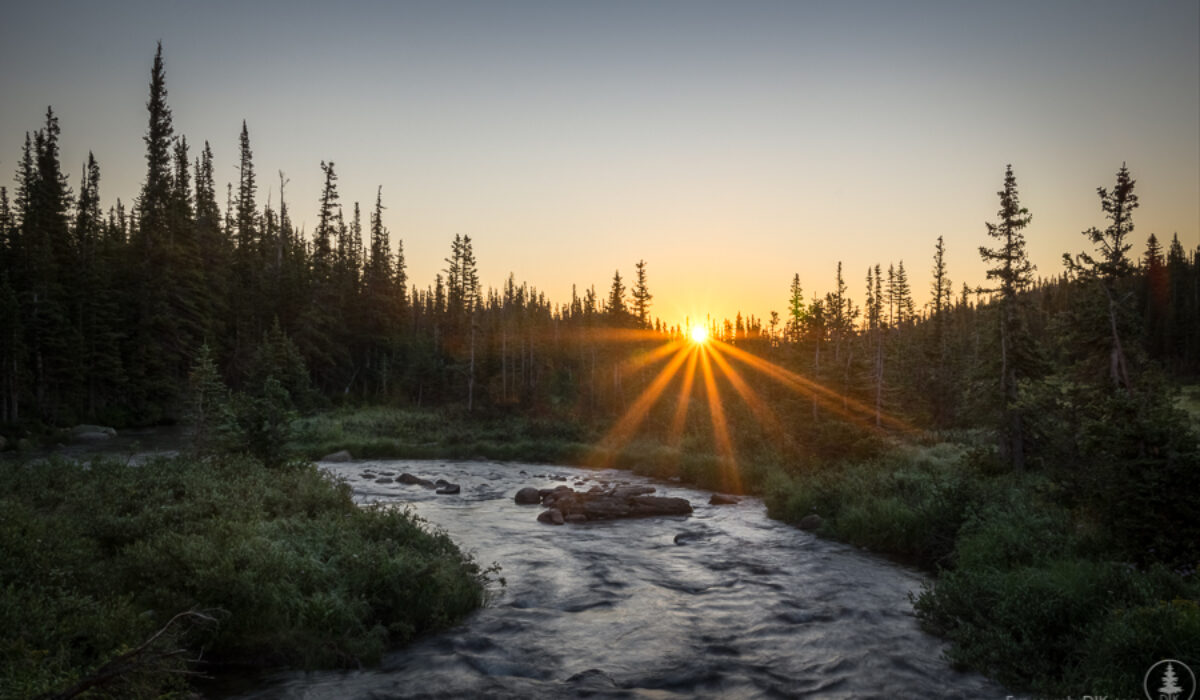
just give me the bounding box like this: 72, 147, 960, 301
914, 558, 1199, 696
0, 454, 487, 698
764, 443, 987, 567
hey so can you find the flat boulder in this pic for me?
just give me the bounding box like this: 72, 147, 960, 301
629, 495, 693, 517
321, 450, 353, 462
531, 482, 693, 525
435, 483, 461, 495
709, 493, 740, 505
514, 487, 541, 505
398, 473, 436, 488
612, 485, 656, 499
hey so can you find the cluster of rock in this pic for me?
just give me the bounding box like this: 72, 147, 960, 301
359, 467, 461, 495
515, 483, 693, 525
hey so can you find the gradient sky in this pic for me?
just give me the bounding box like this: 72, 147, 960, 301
2, 1, 1197, 327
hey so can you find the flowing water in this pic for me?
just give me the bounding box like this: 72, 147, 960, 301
218, 459, 1011, 699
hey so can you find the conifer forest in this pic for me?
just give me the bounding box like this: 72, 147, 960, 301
1, 27, 1198, 700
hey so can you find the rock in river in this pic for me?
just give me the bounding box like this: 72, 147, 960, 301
436, 483, 461, 495
321, 450, 353, 462
523, 484, 693, 523
709, 493, 740, 505
514, 487, 541, 505
538, 508, 565, 525
398, 473, 436, 488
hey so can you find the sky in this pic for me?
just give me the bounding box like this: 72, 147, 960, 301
1, 1, 1197, 327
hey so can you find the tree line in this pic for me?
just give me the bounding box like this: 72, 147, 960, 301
1, 44, 1197, 474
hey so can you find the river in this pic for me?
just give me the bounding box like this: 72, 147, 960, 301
216, 458, 1011, 699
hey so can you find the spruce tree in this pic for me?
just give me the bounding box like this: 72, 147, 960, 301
631, 259, 652, 328
606, 270, 626, 319
1065, 163, 1138, 391
786, 274, 805, 343
979, 164, 1036, 470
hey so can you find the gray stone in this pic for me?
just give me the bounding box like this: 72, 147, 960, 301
798, 514, 823, 531
321, 450, 353, 462
515, 487, 541, 505
435, 483, 461, 495
375, 477, 394, 484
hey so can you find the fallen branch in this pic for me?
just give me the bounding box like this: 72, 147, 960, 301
41, 609, 220, 700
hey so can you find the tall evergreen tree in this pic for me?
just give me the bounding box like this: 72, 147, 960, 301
1065, 163, 1138, 391
137, 42, 173, 244
786, 274, 805, 343
979, 164, 1036, 470
631, 259, 652, 328
606, 269, 626, 318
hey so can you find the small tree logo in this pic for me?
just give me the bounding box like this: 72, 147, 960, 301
1146, 659, 1196, 700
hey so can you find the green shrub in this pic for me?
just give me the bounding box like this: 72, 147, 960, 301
914, 559, 1199, 696
0, 454, 487, 698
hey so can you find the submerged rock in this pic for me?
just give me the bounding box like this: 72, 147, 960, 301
566, 669, 618, 689
435, 483, 461, 495
375, 477, 394, 484
321, 450, 353, 462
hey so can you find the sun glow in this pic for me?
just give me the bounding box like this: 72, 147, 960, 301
592, 323, 913, 492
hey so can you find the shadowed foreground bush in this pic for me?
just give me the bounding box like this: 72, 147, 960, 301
0, 454, 487, 699
763, 441, 1200, 697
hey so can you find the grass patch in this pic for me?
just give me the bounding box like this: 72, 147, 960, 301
290, 406, 594, 465
0, 453, 487, 699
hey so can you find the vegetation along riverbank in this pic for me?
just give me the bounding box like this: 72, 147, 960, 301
1, 39, 1198, 699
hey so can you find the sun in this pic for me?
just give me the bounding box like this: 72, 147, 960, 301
689, 324, 709, 344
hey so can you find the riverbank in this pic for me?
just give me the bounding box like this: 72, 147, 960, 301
290, 406, 786, 494
298, 405, 1200, 698
0, 453, 487, 699
216, 457, 1008, 698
